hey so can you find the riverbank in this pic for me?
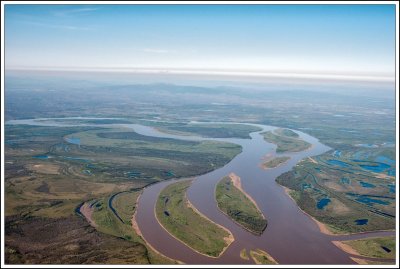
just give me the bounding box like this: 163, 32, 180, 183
131, 195, 182, 265
80, 202, 97, 228
155, 180, 234, 258
215, 173, 267, 235
228, 173, 264, 217
282, 186, 396, 238
261, 156, 291, 170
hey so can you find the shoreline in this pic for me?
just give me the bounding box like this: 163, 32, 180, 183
334, 241, 396, 265
228, 173, 265, 219
281, 185, 396, 237
80, 194, 180, 263
131, 191, 183, 265
263, 130, 314, 154
260, 156, 291, 170
250, 248, 278, 264
185, 192, 235, 256
350, 257, 369, 265
213, 173, 267, 236
152, 179, 234, 259
80, 202, 97, 228
332, 241, 360, 256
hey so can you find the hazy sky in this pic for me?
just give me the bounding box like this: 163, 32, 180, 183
5, 4, 396, 78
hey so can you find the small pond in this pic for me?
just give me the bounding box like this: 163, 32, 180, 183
33, 155, 50, 159
354, 219, 368, 225
65, 137, 81, 146
359, 182, 375, 188
359, 162, 390, 173
316, 198, 331, 210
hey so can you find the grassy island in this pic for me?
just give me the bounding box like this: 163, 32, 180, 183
155, 180, 233, 257
215, 173, 267, 235
249, 249, 278, 264
262, 156, 290, 169
262, 128, 311, 153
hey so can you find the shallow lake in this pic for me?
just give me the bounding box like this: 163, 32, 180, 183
354, 219, 368, 225
327, 159, 351, 168
359, 163, 390, 173
317, 198, 331, 209
65, 137, 81, 145
33, 155, 50, 159
359, 182, 375, 188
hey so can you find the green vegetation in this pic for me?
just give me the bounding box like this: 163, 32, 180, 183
92, 193, 140, 241
5, 215, 150, 264
111, 191, 140, 223
352, 258, 395, 265
64, 128, 242, 182
249, 249, 277, 264
343, 236, 396, 259
275, 128, 299, 138
5, 75, 396, 264
91, 191, 175, 264
240, 248, 249, 260
262, 156, 290, 169
262, 128, 311, 153
6, 123, 227, 264
277, 154, 395, 234
4, 122, 241, 216
155, 180, 233, 257
4, 121, 243, 264
51, 118, 135, 125
154, 123, 262, 139
215, 175, 267, 235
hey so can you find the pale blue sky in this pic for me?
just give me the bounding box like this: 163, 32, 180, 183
5, 4, 396, 78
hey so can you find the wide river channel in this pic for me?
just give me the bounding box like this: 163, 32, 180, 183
6, 118, 395, 264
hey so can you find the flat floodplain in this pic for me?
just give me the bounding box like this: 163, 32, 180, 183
3, 3, 397, 266
4, 72, 396, 265
5, 117, 396, 265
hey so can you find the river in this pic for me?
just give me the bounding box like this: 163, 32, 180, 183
6, 118, 395, 264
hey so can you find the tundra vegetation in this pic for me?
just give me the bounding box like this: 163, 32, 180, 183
262, 128, 311, 153
215, 175, 267, 235
5, 73, 395, 263
155, 180, 233, 257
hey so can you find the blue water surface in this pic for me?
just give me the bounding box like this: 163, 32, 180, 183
388, 185, 395, 193
355, 219, 368, 225
126, 171, 141, 178
83, 170, 92, 175
359, 182, 375, 188
33, 155, 49, 159
359, 162, 390, 173
164, 171, 175, 177
302, 183, 311, 190
332, 150, 342, 158
63, 156, 89, 162
327, 159, 351, 168
375, 156, 395, 165
355, 197, 389, 206
317, 198, 331, 209
387, 169, 396, 176
341, 177, 350, 184
357, 144, 378, 148
65, 137, 81, 146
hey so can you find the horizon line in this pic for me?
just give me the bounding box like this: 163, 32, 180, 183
5, 66, 395, 83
